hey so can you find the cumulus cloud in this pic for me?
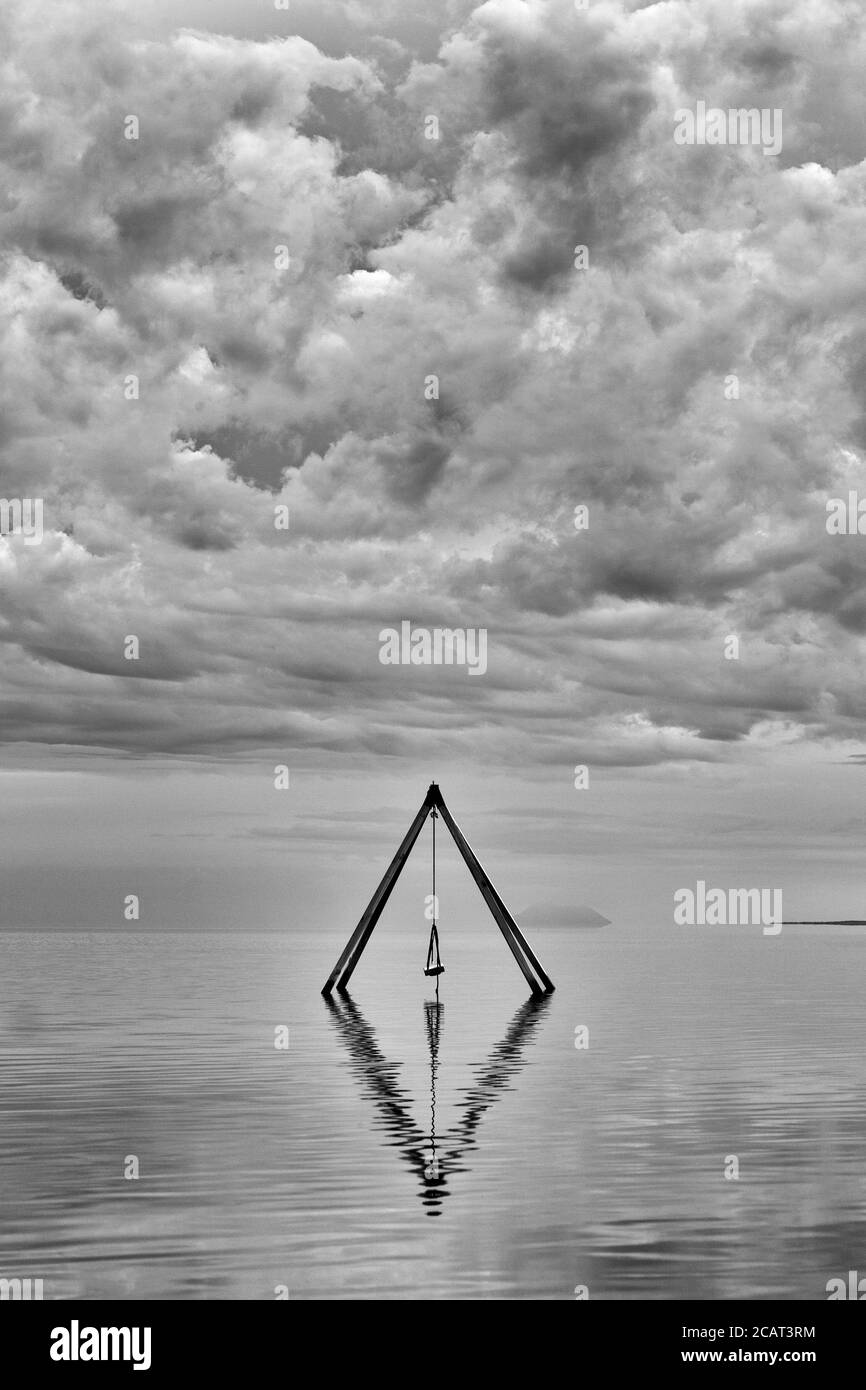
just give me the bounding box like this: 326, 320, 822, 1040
1, 0, 866, 770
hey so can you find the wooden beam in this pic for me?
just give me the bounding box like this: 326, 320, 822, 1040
433, 792, 551, 996
433, 791, 554, 993
321, 787, 435, 996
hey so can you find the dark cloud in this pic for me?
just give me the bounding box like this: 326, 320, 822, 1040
58, 270, 108, 310
0, 0, 864, 775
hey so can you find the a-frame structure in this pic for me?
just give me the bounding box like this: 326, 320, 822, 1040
321, 783, 554, 998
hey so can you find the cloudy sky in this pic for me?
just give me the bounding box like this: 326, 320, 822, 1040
2, 0, 866, 932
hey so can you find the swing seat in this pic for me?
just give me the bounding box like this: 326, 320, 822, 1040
424, 921, 444, 976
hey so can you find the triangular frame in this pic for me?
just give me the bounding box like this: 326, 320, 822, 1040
321, 782, 554, 998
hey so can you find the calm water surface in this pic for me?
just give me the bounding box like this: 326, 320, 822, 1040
0, 926, 863, 1299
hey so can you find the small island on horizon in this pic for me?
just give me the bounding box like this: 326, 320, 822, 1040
519, 903, 611, 928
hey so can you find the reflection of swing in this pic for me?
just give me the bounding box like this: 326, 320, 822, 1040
424, 808, 445, 977
423, 998, 443, 1180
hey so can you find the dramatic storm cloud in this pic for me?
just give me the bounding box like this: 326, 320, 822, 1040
2, 0, 866, 926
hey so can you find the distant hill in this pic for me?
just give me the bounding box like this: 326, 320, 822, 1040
518, 902, 611, 928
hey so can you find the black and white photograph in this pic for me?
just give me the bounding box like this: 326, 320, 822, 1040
1, 0, 864, 1347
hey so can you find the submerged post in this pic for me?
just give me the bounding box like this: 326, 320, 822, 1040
321, 782, 554, 997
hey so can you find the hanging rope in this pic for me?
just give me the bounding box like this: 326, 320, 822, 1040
432, 804, 436, 922
424, 807, 444, 976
